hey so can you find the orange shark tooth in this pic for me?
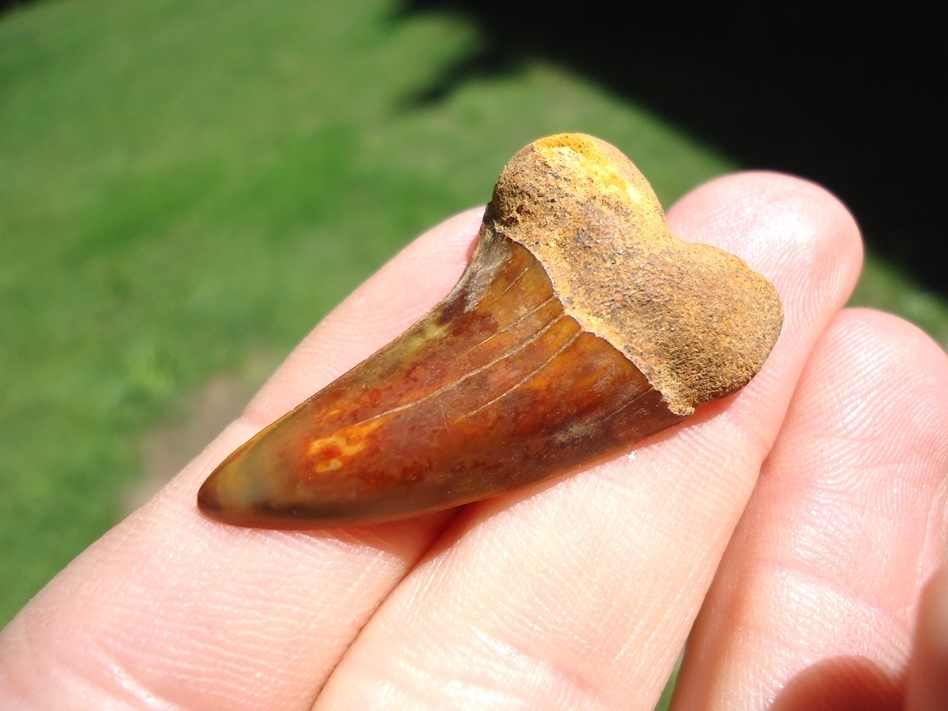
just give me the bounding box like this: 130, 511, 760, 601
197, 133, 783, 529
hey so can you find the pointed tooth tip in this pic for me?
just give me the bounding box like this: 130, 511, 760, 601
196, 470, 282, 529
196, 473, 229, 522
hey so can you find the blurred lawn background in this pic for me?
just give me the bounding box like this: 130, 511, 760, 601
1, 0, 945, 703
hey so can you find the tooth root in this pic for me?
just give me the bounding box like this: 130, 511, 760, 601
198, 133, 783, 529
198, 237, 683, 528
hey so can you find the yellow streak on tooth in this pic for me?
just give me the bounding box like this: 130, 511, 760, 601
307, 419, 384, 475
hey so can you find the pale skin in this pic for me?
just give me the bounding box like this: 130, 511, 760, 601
1, 173, 947, 710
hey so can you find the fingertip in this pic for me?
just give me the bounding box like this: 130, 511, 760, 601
813, 308, 948, 465
838, 307, 948, 378
670, 170, 862, 246
668, 172, 864, 309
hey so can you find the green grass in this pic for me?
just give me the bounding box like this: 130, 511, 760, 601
0, 0, 737, 630
1, 3, 945, 705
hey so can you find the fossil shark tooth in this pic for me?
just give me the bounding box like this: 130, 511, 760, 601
197, 133, 783, 529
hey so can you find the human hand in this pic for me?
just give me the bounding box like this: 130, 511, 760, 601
1, 173, 946, 710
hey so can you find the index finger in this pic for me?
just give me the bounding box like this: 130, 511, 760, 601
0, 209, 484, 710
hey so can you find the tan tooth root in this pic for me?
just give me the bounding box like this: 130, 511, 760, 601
197, 133, 783, 529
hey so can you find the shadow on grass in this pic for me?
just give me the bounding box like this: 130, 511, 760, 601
0, 0, 31, 14
395, 0, 945, 296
